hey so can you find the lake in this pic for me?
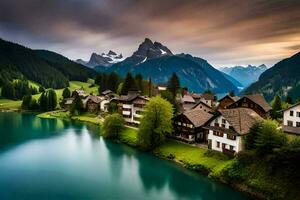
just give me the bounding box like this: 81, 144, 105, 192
0, 112, 250, 200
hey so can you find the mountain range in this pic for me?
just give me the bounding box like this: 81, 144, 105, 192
0, 38, 96, 88
76, 51, 124, 68
220, 64, 267, 87
244, 52, 300, 101
95, 38, 238, 94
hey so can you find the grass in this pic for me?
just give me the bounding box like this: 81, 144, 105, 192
119, 127, 139, 147
0, 80, 99, 111
154, 140, 232, 174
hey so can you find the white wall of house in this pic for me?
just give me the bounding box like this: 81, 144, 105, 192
100, 99, 109, 112
200, 98, 212, 107
283, 104, 300, 127
122, 103, 146, 124
207, 115, 242, 153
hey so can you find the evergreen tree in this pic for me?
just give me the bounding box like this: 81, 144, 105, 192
121, 72, 137, 95
62, 87, 71, 99
47, 89, 57, 111
271, 95, 282, 118
39, 86, 45, 93
70, 93, 84, 115
229, 90, 235, 97
1, 81, 15, 99
167, 73, 180, 97
285, 96, 293, 105
21, 95, 32, 110
39, 92, 48, 111
107, 72, 119, 92
135, 74, 144, 93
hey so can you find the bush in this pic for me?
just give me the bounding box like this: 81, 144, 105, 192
102, 113, 125, 139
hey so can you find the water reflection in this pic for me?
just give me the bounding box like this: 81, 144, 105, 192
0, 112, 250, 200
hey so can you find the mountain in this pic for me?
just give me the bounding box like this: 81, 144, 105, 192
221, 72, 244, 89
220, 64, 267, 87
95, 38, 238, 94
244, 52, 300, 101
76, 50, 124, 68
0, 38, 96, 88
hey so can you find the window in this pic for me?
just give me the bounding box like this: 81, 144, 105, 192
297, 112, 300, 117
177, 122, 181, 125
227, 134, 236, 140
230, 145, 234, 151
297, 122, 300, 127
222, 143, 226, 149
222, 119, 226, 124
216, 141, 220, 148
183, 123, 186, 127
213, 131, 223, 137
290, 111, 294, 116
222, 124, 226, 128
287, 120, 293, 127
214, 123, 219, 127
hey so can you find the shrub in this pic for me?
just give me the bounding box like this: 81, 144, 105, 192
102, 113, 125, 139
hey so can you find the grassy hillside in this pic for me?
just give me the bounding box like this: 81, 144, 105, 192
0, 81, 99, 111
0, 38, 96, 88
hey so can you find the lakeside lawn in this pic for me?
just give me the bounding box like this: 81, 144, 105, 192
0, 80, 99, 111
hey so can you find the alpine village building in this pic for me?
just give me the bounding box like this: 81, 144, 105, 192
111, 90, 149, 125
281, 102, 300, 135
218, 94, 240, 109
205, 108, 263, 156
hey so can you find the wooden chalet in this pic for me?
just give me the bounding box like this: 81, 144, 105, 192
191, 101, 213, 113
227, 94, 271, 118
217, 94, 240, 109
84, 95, 101, 113
173, 109, 213, 143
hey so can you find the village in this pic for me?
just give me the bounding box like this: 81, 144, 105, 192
60, 82, 300, 157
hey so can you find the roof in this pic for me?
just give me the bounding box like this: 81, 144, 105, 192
282, 125, 300, 135
84, 95, 101, 105
230, 94, 271, 112
191, 100, 212, 110
181, 95, 196, 103
217, 108, 263, 135
280, 102, 300, 112
218, 94, 240, 102
101, 90, 113, 95
200, 93, 215, 100
116, 94, 149, 103
181, 109, 213, 128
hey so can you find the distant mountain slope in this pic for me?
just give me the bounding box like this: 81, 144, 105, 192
220, 64, 267, 87
244, 52, 300, 101
76, 51, 124, 68
221, 72, 244, 89
0, 38, 96, 88
96, 38, 238, 93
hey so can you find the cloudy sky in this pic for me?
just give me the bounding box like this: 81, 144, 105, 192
0, 0, 300, 68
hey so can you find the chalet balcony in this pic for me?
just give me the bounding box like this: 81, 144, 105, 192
222, 148, 235, 157
122, 110, 131, 116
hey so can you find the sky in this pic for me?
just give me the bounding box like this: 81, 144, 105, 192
0, 0, 300, 68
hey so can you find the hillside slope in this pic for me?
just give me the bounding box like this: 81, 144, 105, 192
0, 38, 96, 88
244, 52, 300, 101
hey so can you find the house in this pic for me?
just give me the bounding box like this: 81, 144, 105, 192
72, 89, 85, 98
83, 95, 101, 113
281, 102, 300, 135
152, 84, 167, 96
61, 97, 74, 110
101, 90, 114, 98
192, 93, 215, 107
111, 90, 149, 125
227, 94, 271, 118
204, 108, 262, 156
180, 94, 196, 111
100, 99, 110, 112
218, 94, 240, 109
173, 109, 213, 143
191, 101, 213, 113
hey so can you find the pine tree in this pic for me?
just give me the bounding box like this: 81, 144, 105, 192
107, 72, 119, 92
285, 96, 293, 105
62, 87, 71, 99
70, 93, 84, 115
135, 74, 144, 93
39, 86, 45, 93
272, 95, 282, 111
121, 72, 137, 95
1, 81, 16, 100
47, 89, 57, 111
167, 73, 180, 97
21, 95, 32, 110
39, 92, 48, 111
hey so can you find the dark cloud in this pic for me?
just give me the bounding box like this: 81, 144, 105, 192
0, 0, 300, 67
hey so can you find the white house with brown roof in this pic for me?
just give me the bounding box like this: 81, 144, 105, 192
282, 102, 300, 135
205, 108, 262, 156
111, 91, 149, 125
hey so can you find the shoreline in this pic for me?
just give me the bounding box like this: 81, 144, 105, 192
1, 109, 269, 199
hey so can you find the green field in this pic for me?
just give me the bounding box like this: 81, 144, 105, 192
0, 80, 99, 111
